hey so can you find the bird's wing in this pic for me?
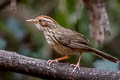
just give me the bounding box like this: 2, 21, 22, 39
55, 27, 119, 63
56, 28, 90, 50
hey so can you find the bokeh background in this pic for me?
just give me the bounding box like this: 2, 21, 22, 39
0, 0, 120, 80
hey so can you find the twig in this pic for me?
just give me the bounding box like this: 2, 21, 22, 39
0, 0, 10, 9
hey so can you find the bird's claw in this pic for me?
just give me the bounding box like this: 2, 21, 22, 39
47, 59, 58, 66
70, 64, 80, 73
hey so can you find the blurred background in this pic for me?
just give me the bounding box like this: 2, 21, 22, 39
0, 0, 120, 80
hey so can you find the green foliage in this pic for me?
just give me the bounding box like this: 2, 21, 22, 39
117, 0, 120, 4
66, 0, 77, 13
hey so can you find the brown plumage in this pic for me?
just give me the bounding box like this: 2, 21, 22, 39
55, 26, 118, 63
26, 15, 119, 72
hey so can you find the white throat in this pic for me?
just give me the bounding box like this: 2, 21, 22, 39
35, 23, 41, 30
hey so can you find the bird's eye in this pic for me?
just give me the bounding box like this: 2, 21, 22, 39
39, 19, 42, 22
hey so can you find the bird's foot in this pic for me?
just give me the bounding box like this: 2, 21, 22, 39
70, 63, 80, 73
47, 59, 58, 66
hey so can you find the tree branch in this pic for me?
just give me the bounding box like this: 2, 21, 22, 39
0, 0, 10, 9
0, 0, 20, 10
0, 50, 120, 80
84, 0, 111, 46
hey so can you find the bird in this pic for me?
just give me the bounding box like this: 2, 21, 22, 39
26, 15, 119, 73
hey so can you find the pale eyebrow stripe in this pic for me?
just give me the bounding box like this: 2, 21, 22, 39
40, 18, 52, 22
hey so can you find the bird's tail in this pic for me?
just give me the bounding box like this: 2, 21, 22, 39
88, 48, 119, 63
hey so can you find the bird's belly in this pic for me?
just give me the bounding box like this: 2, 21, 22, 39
45, 35, 73, 55
54, 45, 73, 55
48, 42, 73, 55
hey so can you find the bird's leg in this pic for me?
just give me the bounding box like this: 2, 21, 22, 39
71, 53, 82, 73
47, 55, 71, 65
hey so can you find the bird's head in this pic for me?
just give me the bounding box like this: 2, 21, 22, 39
26, 15, 57, 31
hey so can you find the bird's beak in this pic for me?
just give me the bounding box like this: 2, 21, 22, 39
26, 19, 36, 23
